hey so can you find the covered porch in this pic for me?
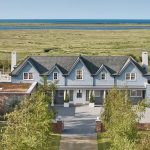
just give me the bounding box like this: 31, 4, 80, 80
53, 85, 146, 105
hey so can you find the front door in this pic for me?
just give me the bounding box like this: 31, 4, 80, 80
73, 89, 86, 104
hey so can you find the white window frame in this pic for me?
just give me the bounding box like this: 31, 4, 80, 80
130, 90, 142, 97
53, 72, 58, 80
23, 72, 34, 80
125, 72, 136, 81
94, 90, 101, 97
76, 69, 83, 80
101, 72, 106, 80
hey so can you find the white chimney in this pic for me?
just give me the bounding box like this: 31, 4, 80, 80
142, 51, 148, 72
11, 51, 17, 72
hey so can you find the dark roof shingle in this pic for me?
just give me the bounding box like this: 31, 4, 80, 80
10, 55, 145, 76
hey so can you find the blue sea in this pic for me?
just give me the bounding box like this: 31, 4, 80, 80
0, 19, 150, 30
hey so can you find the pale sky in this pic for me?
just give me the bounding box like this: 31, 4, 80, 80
0, 0, 150, 19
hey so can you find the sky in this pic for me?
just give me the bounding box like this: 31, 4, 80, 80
0, 0, 150, 19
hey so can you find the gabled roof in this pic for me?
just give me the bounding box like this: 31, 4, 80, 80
10, 55, 146, 77
10, 57, 48, 76
118, 57, 147, 75
42, 63, 68, 75
94, 64, 115, 75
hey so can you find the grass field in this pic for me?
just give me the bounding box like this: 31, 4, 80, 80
0, 29, 150, 64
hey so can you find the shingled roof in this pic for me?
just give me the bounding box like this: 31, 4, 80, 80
10, 55, 146, 76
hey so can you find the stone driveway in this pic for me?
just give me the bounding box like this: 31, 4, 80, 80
54, 105, 102, 150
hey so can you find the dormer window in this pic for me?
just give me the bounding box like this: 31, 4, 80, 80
53, 72, 58, 80
125, 73, 136, 81
101, 72, 106, 80
76, 69, 83, 80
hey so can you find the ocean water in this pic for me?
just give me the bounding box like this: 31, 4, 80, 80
0, 19, 150, 30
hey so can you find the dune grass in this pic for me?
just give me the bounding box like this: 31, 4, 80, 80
0, 29, 150, 63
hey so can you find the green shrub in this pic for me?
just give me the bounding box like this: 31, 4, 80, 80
89, 91, 94, 103
64, 93, 69, 103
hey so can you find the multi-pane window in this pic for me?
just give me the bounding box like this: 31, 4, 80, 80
23, 72, 33, 80
130, 90, 142, 97
53, 72, 58, 80
101, 73, 106, 80
125, 73, 136, 81
76, 69, 83, 80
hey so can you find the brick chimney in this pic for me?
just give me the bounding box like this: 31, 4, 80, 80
11, 51, 17, 72
142, 51, 148, 72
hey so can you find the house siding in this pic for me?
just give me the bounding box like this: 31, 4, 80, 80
116, 62, 147, 87
11, 62, 41, 83
47, 68, 65, 86
66, 60, 93, 86
94, 68, 114, 86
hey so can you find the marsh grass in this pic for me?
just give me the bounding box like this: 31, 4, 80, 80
0, 30, 150, 63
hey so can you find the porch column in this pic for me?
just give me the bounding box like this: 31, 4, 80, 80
146, 84, 150, 103
64, 90, 70, 102
51, 91, 54, 106
89, 90, 92, 100
103, 90, 106, 99
64, 90, 67, 101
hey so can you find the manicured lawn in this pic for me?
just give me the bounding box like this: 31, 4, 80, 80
97, 131, 150, 150
0, 123, 61, 150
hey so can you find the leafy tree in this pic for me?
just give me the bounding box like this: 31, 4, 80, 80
1, 86, 56, 150
101, 87, 146, 150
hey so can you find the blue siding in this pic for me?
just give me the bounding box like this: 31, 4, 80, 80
66, 60, 93, 86
94, 68, 114, 86
116, 62, 147, 86
11, 62, 41, 83
47, 68, 65, 86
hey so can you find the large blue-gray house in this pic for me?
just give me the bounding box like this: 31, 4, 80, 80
10, 52, 150, 105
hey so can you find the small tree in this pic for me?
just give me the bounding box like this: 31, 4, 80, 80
1, 87, 55, 150
101, 87, 145, 150
89, 91, 94, 103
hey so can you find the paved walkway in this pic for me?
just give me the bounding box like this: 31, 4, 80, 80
55, 105, 101, 150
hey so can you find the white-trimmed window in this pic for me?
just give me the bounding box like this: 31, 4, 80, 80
53, 72, 58, 80
101, 72, 106, 80
125, 73, 136, 81
130, 90, 142, 97
94, 90, 101, 97
23, 72, 33, 80
76, 69, 83, 80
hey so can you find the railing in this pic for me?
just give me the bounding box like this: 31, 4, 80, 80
0, 73, 11, 82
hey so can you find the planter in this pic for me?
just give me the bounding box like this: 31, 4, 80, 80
64, 102, 69, 107
89, 103, 95, 108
